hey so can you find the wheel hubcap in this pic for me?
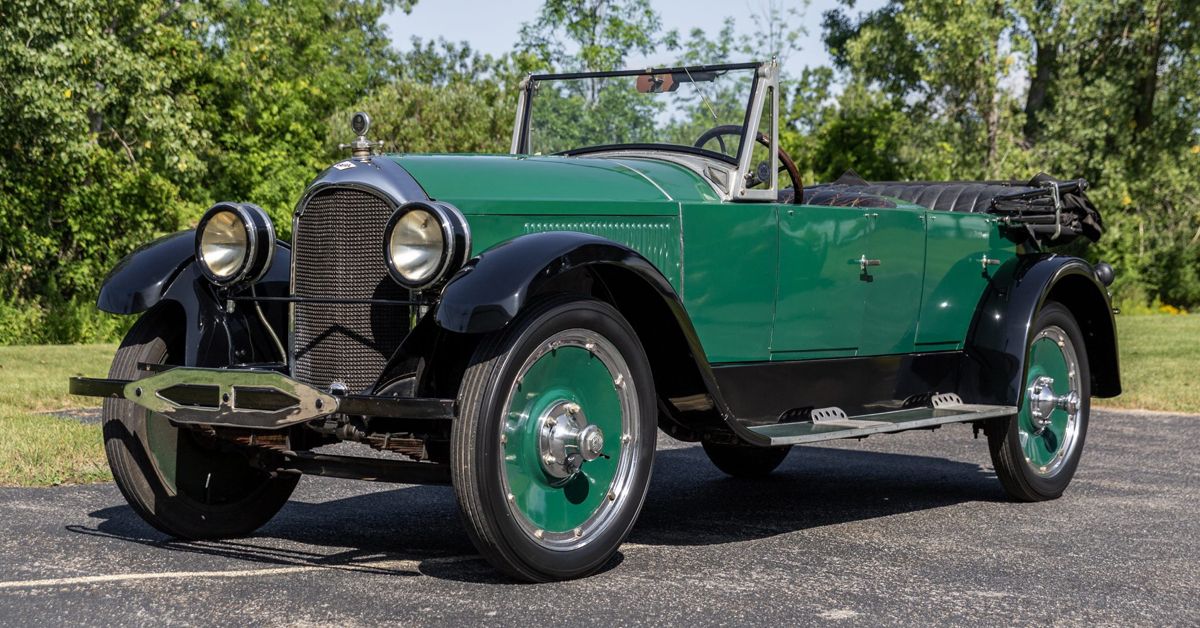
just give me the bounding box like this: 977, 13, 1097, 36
1028, 376, 1080, 434
537, 400, 606, 482
1019, 326, 1082, 477
499, 329, 638, 549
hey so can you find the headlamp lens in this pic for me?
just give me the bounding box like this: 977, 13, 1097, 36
199, 210, 249, 280
387, 209, 445, 284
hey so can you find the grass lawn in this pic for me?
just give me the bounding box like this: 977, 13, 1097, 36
0, 315, 1194, 487
0, 344, 115, 486
1095, 315, 1200, 414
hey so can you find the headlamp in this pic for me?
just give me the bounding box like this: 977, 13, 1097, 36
195, 202, 275, 287
383, 201, 469, 290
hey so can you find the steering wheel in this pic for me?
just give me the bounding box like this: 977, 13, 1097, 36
694, 124, 803, 204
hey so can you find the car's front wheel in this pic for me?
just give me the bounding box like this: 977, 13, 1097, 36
987, 301, 1091, 501
103, 309, 298, 539
451, 296, 656, 581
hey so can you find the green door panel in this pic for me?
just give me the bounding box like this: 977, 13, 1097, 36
771, 205, 871, 358
916, 213, 1014, 347
681, 203, 778, 363
466, 215, 683, 289
858, 206, 927, 356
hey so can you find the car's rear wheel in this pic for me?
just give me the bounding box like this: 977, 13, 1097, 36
987, 301, 1090, 502
103, 308, 298, 539
451, 296, 656, 582
702, 442, 791, 478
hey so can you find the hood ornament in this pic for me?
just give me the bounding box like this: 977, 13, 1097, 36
339, 111, 384, 158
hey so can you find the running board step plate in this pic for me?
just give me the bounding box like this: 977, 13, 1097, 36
747, 403, 1017, 446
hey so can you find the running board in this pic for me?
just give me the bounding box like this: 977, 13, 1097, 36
746, 397, 1016, 446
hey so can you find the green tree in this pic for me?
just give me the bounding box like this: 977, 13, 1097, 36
819, 0, 1200, 308
517, 0, 672, 73
327, 39, 517, 156
199, 0, 413, 230
0, 0, 414, 342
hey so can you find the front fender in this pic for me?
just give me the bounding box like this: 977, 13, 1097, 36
962, 254, 1121, 407
98, 229, 292, 367
98, 231, 196, 314
432, 231, 740, 441
434, 231, 682, 334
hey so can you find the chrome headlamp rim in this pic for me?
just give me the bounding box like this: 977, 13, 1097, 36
195, 202, 276, 287
383, 200, 470, 291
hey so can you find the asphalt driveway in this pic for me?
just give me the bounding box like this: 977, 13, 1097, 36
0, 409, 1196, 626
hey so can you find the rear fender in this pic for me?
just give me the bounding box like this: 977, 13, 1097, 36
962, 254, 1121, 406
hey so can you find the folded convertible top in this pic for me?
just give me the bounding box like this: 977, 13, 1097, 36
801, 171, 1105, 246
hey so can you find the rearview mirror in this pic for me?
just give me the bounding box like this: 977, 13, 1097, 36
636, 74, 679, 93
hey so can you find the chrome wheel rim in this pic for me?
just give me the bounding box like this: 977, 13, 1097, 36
1019, 325, 1083, 478
498, 328, 639, 550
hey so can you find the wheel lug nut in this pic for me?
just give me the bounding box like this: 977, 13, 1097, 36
534, 529, 544, 539
573, 528, 582, 538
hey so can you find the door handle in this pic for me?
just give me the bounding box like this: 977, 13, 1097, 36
859, 255, 881, 272
980, 255, 1002, 270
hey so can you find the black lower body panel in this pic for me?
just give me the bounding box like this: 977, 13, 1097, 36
712, 351, 964, 424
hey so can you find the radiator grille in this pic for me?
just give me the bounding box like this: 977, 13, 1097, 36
292, 188, 408, 393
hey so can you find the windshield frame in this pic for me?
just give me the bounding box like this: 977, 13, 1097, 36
509, 61, 780, 202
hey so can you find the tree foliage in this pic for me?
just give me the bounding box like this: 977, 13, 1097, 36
0, 0, 410, 342
819, 0, 1200, 308
326, 39, 515, 156
517, 0, 672, 72
1, 0, 1197, 344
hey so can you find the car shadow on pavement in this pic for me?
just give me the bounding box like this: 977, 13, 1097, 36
631, 444, 1005, 547
68, 444, 1003, 583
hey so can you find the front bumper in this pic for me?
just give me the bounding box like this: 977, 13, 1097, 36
69, 367, 456, 430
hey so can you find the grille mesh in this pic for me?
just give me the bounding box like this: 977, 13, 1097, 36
292, 188, 408, 393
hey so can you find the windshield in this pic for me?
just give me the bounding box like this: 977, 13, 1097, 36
522, 64, 759, 161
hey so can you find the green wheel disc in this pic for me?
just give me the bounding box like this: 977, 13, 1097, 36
1018, 326, 1082, 477
499, 328, 639, 548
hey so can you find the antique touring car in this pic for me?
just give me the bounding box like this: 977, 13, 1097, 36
71, 61, 1119, 581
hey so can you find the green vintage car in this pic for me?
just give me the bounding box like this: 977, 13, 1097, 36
71, 61, 1119, 581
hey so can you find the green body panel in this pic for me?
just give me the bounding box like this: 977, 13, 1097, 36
772, 205, 870, 358
392, 154, 717, 214
859, 206, 926, 355
503, 345, 623, 532
679, 203, 778, 363
467, 215, 684, 289
917, 213, 1015, 348
389, 153, 1015, 364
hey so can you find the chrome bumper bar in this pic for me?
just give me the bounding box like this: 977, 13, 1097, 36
69, 367, 456, 430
